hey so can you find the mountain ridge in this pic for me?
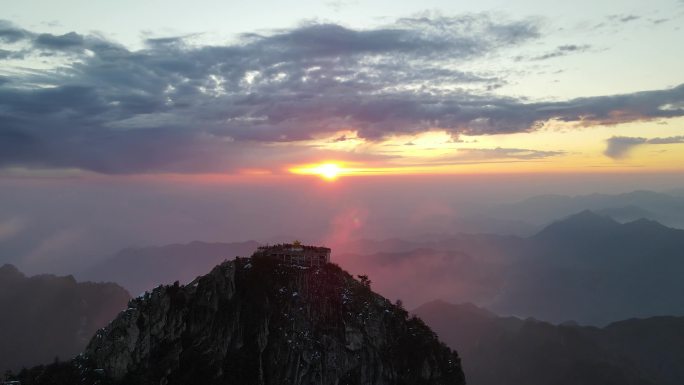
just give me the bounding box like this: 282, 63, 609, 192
0, 264, 130, 374
415, 300, 684, 385
484, 190, 684, 229
73, 212, 684, 326
13, 257, 465, 385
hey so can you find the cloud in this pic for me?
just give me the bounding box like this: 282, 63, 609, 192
646, 135, 684, 144
0, 20, 30, 43
615, 15, 640, 23
604, 135, 684, 159
454, 147, 564, 160
34, 32, 85, 49
531, 44, 591, 61
401, 147, 564, 167
604, 136, 648, 159
590, 13, 653, 31
0, 17, 682, 174
325, 0, 358, 12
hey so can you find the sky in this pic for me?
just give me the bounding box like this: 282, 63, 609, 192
1, 0, 684, 276
1, 0, 683, 179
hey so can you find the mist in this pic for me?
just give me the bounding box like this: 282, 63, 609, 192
2, 172, 682, 276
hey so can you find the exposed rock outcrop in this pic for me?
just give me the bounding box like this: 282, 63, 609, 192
36, 257, 464, 385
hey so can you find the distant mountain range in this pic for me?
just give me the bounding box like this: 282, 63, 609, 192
500, 210, 684, 324
414, 300, 684, 385
0, 265, 130, 374
339, 210, 684, 325
481, 190, 684, 230
81, 240, 260, 295
5, 222, 684, 382
77, 210, 684, 326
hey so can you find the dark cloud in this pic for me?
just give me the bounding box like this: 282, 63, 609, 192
604, 135, 684, 159
0, 20, 94, 55
647, 135, 684, 144
144, 34, 203, 49
34, 32, 85, 49
0, 16, 683, 174
0, 20, 30, 43
604, 136, 648, 159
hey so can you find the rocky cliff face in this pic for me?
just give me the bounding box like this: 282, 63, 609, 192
80, 257, 464, 385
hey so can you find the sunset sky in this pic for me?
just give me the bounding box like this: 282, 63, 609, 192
5, 5, 684, 379
1, 0, 683, 180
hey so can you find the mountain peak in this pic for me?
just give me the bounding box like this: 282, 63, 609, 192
535, 210, 679, 242
72, 257, 465, 385
534, 210, 620, 240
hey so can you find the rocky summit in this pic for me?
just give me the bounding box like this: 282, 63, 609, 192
16, 257, 464, 385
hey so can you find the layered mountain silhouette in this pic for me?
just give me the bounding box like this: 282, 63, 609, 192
341, 211, 684, 325
11, 258, 465, 385
499, 210, 684, 324
5, 212, 684, 383
0, 264, 130, 374
535, 209, 677, 243
414, 300, 684, 385
482, 190, 684, 229
81, 240, 260, 295
74, 211, 684, 326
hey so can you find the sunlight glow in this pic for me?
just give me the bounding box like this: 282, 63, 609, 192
318, 163, 341, 180
290, 162, 344, 181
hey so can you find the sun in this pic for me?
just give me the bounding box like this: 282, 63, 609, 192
314, 163, 341, 181
289, 162, 345, 181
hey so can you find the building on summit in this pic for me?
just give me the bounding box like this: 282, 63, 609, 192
255, 241, 331, 267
